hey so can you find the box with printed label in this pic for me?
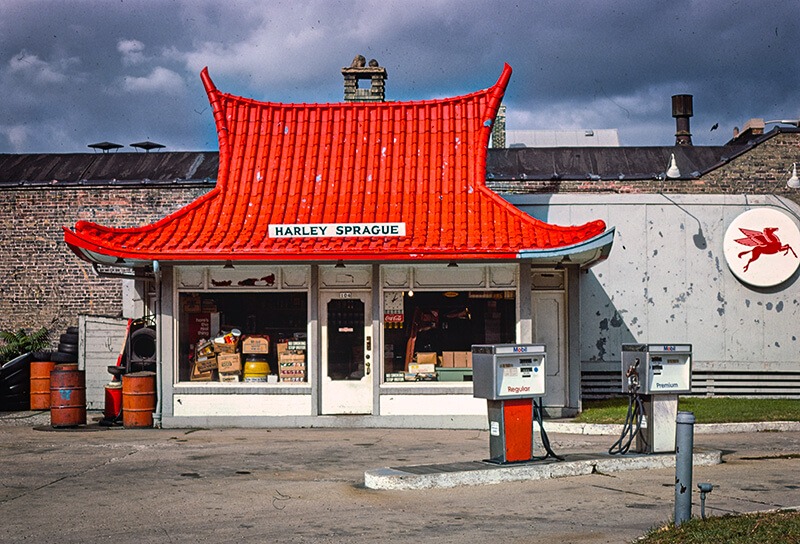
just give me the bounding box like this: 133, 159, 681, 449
408, 362, 436, 374
241, 335, 270, 354
191, 362, 215, 381
216, 353, 242, 374
195, 354, 217, 372
219, 372, 240, 383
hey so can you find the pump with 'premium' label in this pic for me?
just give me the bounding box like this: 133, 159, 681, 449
621, 343, 692, 395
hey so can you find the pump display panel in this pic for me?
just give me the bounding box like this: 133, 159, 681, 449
621, 343, 692, 395
472, 344, 546, 400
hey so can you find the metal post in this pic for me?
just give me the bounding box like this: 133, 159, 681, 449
674, 411, 695, 526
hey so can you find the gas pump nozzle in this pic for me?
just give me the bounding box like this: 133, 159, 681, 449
626, 358, 640, 393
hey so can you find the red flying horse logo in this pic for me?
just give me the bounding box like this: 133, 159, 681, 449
735, 227, 798, 272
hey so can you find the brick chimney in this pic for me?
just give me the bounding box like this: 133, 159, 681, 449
342, 55, 387, 102
672, 94, 693, 146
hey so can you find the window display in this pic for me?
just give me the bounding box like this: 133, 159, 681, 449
382, 290, 516, 383
178, 292, 307, 383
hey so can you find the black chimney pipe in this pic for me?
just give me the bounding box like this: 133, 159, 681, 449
672, 95, 693, 146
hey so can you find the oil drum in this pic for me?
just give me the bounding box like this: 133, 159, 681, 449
243, 355, 270, 382
104, 381, 123, 419
30, 361, 56, 410
122, 371, 156, 428
50, 366, 86, 427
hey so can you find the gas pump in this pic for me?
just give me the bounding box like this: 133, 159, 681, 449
472, 344, 560, 464
610, 343, 692, 455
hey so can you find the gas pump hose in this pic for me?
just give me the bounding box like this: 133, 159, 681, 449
532, 398, 563, 461
608, 393, 648, 455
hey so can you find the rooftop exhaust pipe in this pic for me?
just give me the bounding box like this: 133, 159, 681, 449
672, 94, 693, 146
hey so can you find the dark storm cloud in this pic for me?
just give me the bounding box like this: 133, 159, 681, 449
1, 0, 798, 152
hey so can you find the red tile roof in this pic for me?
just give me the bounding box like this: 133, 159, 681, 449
65, 64, 607, 264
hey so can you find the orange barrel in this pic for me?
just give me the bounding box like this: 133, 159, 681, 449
30, 361, 56, 410
122, 371, 156, 428
243, 355, 270, 382
50, 367, 86, 427
104, 381, 123, 419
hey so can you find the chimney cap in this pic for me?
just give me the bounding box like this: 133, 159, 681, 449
672, 94, 693, 117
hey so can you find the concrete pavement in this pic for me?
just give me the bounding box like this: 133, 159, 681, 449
1, 410, 799, 543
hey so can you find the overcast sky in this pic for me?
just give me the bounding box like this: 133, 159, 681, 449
2, 0, 799, 153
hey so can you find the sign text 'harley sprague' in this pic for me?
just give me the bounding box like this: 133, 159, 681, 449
269, 223, 406, 238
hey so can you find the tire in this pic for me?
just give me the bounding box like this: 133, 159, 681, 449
50, 351, 78, 364
66, 326, 79, 335
1, 352, 32, 371
60, 333, 79, 344
31, 350, 52, 362
130, 328, 157, 362
58, 343, 78, 355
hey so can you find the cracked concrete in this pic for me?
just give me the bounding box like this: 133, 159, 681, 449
1, 411, 798, 543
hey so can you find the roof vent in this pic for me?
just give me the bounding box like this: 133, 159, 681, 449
342, 55, 387, 102
672, 94, 693, 146
88, 141, 124, 153
130, 141, 166, 152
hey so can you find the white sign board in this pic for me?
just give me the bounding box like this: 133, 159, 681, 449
723, 208, 800, 287
269, 223, 406, 238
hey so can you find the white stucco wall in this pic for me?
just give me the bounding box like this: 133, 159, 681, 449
507, 194, 800, 371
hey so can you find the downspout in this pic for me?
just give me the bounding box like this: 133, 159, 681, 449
152, 260, 163, 428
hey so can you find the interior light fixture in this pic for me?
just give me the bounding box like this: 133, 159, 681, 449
788, 163, 799, 189
407, 290, 414, 297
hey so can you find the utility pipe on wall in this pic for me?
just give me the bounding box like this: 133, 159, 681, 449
152, 260, 163, 428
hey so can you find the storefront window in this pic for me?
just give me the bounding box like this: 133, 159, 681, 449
383, 290, 516, 384
178, 292, 307, 384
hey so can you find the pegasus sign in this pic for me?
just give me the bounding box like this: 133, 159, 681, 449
724, 208, 800, 287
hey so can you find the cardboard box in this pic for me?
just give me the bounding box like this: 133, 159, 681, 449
190, 362, 215, 381
279, 361, 306, 382
219, 372, 240, 383
416, 352, 438, 365
441, 352, 456, 368
276, 341, 289, 354
408, 362, 436, 374
454, 351, 472, 368
241, 335, 270, 354
217, 353, 242, 374
195, 354, 217, 372
214, 341, 239, 354
278, 353, 305, 363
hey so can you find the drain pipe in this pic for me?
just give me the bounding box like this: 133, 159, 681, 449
152, 260, 163, 428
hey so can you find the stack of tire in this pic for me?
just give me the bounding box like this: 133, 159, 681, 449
52, 327, 79, 365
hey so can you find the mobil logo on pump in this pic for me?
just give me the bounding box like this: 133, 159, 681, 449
512, 346, 528, 353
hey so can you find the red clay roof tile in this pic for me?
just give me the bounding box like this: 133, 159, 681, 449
65, 64, 606, 263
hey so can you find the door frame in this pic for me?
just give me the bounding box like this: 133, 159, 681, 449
318, 289, 374, 414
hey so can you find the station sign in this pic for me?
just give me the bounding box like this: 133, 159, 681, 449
269, 223, 406, 238
723, 208, 800, 287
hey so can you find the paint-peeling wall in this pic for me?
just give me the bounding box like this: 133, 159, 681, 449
508, 193, 800, 373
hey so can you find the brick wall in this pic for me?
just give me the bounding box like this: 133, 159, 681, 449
0, 186, 210, 337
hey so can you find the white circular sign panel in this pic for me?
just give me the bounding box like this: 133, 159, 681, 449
723, 208, 800, 287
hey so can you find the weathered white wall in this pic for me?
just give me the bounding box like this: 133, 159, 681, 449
507, 194, 800, 371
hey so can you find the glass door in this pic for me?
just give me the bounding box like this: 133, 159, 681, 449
320, 291, 373, 414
